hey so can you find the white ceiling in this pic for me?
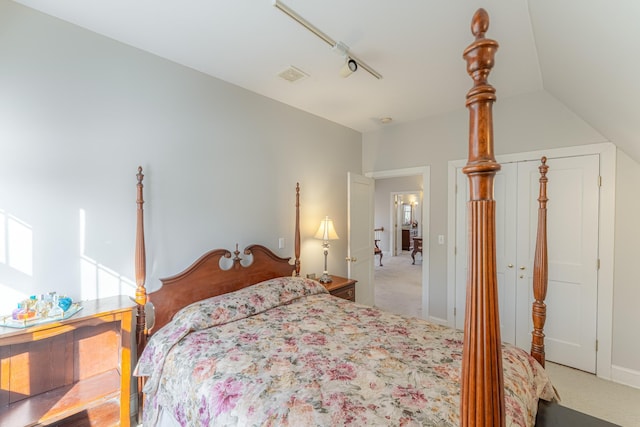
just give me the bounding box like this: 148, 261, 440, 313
11, 0, 640, 161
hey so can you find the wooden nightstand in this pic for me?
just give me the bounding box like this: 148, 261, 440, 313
321, 275, 357, 302
0, 295, 134, 427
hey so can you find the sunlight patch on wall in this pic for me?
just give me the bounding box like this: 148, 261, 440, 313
0, 211, 5, 264
0, 209, 33, 276
80, 256, 134, 300
79, 208, 134, 301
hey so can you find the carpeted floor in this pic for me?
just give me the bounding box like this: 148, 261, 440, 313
545, 362, 640, 426
374, 251, 640, 426
373, 250, 422, 318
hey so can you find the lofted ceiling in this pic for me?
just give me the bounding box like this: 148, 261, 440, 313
10, 0, 640, 161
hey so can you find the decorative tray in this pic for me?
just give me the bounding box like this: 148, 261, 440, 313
0, 303, 83, 329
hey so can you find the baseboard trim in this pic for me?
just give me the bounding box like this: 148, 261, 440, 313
428, 315, 448, 326
611, 364, 640, 389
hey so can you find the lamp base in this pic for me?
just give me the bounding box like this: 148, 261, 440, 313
318, 273, 332, 284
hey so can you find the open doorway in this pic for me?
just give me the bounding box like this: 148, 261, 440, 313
366, 166, 430, 320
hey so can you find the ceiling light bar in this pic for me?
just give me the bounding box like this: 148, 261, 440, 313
273, 0, 383, 80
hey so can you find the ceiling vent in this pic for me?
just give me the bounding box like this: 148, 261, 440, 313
278, 66, 309, 83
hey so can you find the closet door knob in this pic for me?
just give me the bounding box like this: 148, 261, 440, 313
507, 264, 514, 268
519, 266, 526, 270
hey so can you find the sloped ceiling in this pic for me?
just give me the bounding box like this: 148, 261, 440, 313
529, 0, 640, 162
10, 0, 640, 162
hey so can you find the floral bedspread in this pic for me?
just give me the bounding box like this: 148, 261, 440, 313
135, 276, 556, 426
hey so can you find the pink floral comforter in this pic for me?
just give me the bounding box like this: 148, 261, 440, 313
135, 277, 556, 426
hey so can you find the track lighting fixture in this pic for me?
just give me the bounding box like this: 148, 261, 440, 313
273, 0, 383, 80
340, 58, 358, 78
333, 42, 357, 78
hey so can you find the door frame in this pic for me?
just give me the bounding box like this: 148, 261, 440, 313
365, 166, 431, 321
447, 142, 615, 378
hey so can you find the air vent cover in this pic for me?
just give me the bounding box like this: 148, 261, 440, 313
278, 66, 309, 82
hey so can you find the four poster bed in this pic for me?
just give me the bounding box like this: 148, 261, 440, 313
133, 9, 558, 427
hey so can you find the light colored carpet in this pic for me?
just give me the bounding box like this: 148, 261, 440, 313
373, 251, 422, 318
546, 362, 640, 426
374, 252, 640, 426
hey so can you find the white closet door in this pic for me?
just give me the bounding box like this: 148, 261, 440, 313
454, 155, 600, 373
454, 164, 518, 345
515, 155, 600, 373
495, 163, 518, 344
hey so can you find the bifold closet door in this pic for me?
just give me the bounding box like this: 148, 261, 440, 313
454, 163, 518, 345
454, 155, 599, 373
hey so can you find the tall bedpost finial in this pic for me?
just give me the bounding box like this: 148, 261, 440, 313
532, 157, 549, 367
463, 8, 500, 175
233, 243, 242, 267
471, 8, 489, 39
460, 9, 505, 427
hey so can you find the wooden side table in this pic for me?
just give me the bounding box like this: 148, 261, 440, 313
0, 295, 134, 427
321, 275, 357, 302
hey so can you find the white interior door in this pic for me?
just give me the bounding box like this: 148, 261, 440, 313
348, 172, 375, 306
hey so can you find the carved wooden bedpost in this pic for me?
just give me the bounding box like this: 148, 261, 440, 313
135, 166, 148, 354
531, 157, 549, 367
295, 183, 301, 276
460, 9, 505, 427
135, 166, 148, 421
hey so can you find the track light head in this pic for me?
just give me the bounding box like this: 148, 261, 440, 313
275, 2, 382, 79
340, 58, 358, 78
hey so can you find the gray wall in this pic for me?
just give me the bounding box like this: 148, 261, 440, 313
0, 1, 361, 314
613, 150, 640, 376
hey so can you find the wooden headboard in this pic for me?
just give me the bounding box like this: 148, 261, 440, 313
151, 244, 299, 334
133, 179, 301, 351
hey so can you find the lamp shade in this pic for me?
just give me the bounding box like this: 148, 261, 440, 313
314, 216, 339, 241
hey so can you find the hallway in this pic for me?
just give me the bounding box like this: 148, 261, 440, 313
373, 251, 422, 318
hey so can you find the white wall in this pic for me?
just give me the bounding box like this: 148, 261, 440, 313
0, 1, 361, 315
613, 149, 640, 381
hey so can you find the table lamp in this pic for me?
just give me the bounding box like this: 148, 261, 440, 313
314, 216, 339, 283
